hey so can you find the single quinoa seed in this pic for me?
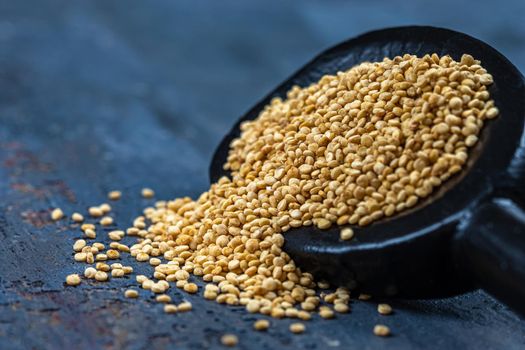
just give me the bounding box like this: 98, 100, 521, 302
221, 334, 238, 347
177, 301, 192, 312
289, 322, 305, 334
65, 274, 81, 286
88, 207, 103, 217
377, 303, 393, 315
72, 212, 84, 223
340, 227, 354, 241
108, 190, 122, 201
51, 208, 64, 221
141, 188, 155, 198
164, 304, 178, 314
100, 216, 114, 226
374, 324, 391, 337
156, 294, 172, 303
253, 319, 270, 331
100, 203, 112, 213
124, 289, 139, 298
84, 267, 97, 279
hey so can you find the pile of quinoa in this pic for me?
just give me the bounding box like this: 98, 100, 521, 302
59, 53, 498, 338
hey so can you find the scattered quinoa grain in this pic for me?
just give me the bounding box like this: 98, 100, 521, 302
253, 319, 270, 331
373, 324, 391, 337
73, 239, 86, 252
96, 262, 110, 272
108, 230, 124, 241
319, 307, 335, 319
84, 267, 97, 279
111, 269, 124, 277
289, 322, 305, 334
51, 208, 64, 221
99, 203, 111, 213
184, 283, 198, 294
72, 213, 84, 223
141, 188, 155, 198
177, 301, 192, 312
65, 274, 81, 286
88, 207, 103, 217
377, 303, 393, 315
84, 229, 96, 239
125, 289, 139, 298
156, 294, 172, 303
94, 271, 108, 281
164, 304, 178, 314
100, 216, 113, 226
221, 334, 238, 347
108, 191, 122, 201
340, 227, 354, 241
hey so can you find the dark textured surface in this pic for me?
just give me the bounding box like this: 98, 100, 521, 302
1, 1, 525, 349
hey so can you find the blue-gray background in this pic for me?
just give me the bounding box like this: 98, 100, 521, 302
0, 1, 524, 349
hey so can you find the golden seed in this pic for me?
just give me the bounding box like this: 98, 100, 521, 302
164, 304, 178, 314
94, 271, 109, 281
124, 289, 139, 298
74, 252, 87, 262
177, 301, 192, 312
108, 190, 122, 201
72, 212, 84, 223
184, 283, 198, 294
156, 294, 172, 303
377, 303, 393, 315
317, 218, 332, 230
51, 208, 64, 221
340, 227, 354, 241
136, 275, 148, 283
246, 300, 260, 313
108, 230, 124, 241
88, 206, 103, 217
319, 308, 335, 319
111, 269, 124, 277
84, 229, 96, 239
253, 319, 270, 331
84, 267, 97, 279
95, 253, 108, 261
107, 249, 120, 259
220, 334, 238, 347
373, 324, 390, 337
289, 322, 305, 334
149, 258, 161, 266
100, 216, 114, 226
465, 135, 478, 147
449, 97, 463, 109
141, 188, 155, 198
334, 303, 349, 313
174, 270, 189, 281
80, 223, 95, 231
73, 239, 86, 252
96, 262, 110, 272
297, 311, 311, 320
65, 274, 81, 286
99, 203, 111, 213
486, 107, 499, 119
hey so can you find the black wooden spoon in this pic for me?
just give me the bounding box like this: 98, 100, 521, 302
209, 26, 525, 315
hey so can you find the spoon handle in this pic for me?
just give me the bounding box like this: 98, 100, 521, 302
455, 197, 525, 316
